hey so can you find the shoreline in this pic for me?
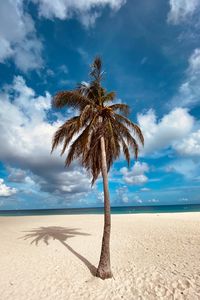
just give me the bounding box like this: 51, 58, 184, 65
1, 203, 200, 217
1, 210, 200, 217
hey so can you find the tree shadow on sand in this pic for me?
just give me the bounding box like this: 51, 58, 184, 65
20, 226, 96, 276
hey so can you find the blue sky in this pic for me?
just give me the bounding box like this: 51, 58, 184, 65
0, 0, 200, 209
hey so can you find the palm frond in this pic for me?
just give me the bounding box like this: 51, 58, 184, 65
121, 137, 130, 166
102, 91, 116, 103
65, 113, 99, 167
79, 104, 93, 128
110, 117, 139, 159
90, 56, 104, 83
76, 82, 90, 96
114, 113, 144, 145
65, 127, 90, 167
108, 104, 130, 116
51, 116, 80, 153
52, 91, 93, 110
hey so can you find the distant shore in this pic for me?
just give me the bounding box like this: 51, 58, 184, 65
1, 213, 200, 299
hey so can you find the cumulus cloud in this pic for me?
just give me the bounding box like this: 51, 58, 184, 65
0, 76, 92, 202
165, 158, 200, 179
116, 186, 129, 203
0, 0, 125, 70
0, 179, 17, 197
0, 0, 43, 71
8, 168, 28, 183
138, 108, 194, 156
97, 191, 104, 203
167, 0, 200, 24
120, 162, 149, 185
188, 48, 200, 72
133, 195, 143, 204
174, 129, 200, 157
32, 0, 126, 27
170, 48, 200, 108
145, 48, 200, 159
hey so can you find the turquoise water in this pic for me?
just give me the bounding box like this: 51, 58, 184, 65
0, 204, 200, 216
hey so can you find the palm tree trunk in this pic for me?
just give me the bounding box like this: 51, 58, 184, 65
96, 136, 113, 279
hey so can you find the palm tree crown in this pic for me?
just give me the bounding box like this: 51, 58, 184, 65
51, 57, 144, 184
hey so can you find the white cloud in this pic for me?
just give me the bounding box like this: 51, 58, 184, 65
188, 48, 200, 72
97, 191, 104, 203
7, 167, 36, 187
149, 49, 200, 159
0, 0, 43, 72
121, 196, 129, 203
77, 48, 91, 64
8, 168, 27, 183
120, 162, 149, 185
171, 48, 200, 107
32, 0, 126, 27
174, 129, 200, 157
167, 0, 200, 24
133, 195, 143, 204
58, 64, 68, 74
179, 197, 189, 202
0, 76, 92, 201
148, 198, 159, 203
138, 108, 194, 156
0, 0, 126, 70
0, 179, 17, 197
116, 186, 129, 203
0, 37, 13, 61
165, 159, 199, 179
140, 187, 151, 192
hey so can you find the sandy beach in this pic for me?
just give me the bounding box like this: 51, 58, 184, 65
0, 213, 200, 300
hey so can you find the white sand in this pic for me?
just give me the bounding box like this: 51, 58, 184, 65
0, 212, 200, 300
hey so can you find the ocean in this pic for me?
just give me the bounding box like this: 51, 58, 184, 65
0, 204, 200, 216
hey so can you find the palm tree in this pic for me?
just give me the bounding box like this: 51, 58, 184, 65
51, 57, 144, 279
